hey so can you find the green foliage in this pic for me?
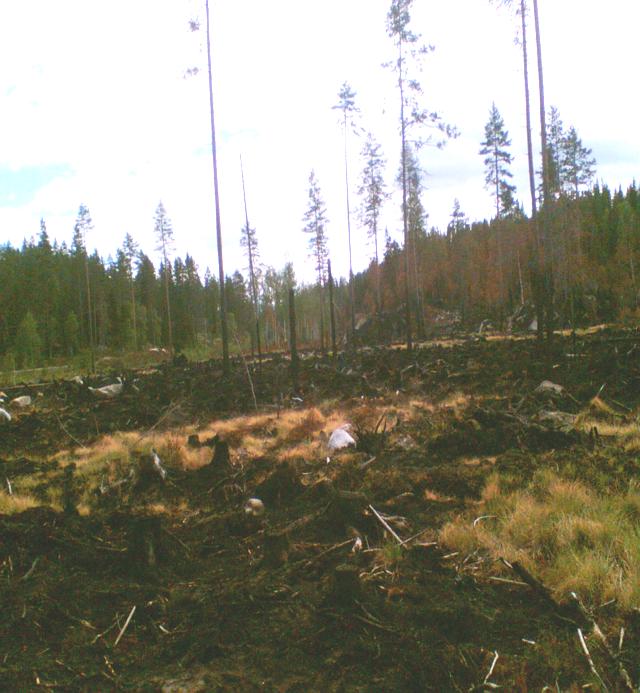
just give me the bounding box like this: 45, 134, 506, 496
479, 103, 516, 219
302, 170, 329, 287
63, 312, 80, 356
14, 311, 42, 368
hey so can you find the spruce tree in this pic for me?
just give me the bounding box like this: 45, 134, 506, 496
386, 0, 456, 350
333, 81, 359, 340
480, 104, 516, 219
358, 132, 389, 314
302, 171, 329, 352
14, 311, 42, 368
122, 233, 140, 349
240, 156, 262, 360
561, 127, 596, 197
74, 204, 96, 372
154, 201, 175, 355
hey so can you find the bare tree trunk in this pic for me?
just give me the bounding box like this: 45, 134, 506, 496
520, 0, 537, 219
84, 254, 95, 373
288, 287, 299, 390
532, 0, 554, 343
205, 0, 229, 374
328, 260, 338, 358
163, 263, 173, 355
240, 155, 262, 365
130, 279, 138, 350
399, 40, 413, 352
343, 114, 356, 344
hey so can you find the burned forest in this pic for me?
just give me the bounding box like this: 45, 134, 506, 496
2, 0, 640, 690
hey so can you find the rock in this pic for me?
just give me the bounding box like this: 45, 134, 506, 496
535, 410, 576, 433
534, 380, 565, 397
10, 395, 32, 408
244, 498, 265, 517
88, 378, 123, 399
326, 426, 356, 452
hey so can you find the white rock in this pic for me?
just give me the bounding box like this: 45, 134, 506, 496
89, 378, 123, 399
151, 449, 167, 481
244, 498, 265, 517
327, 426, 356, 452
534, 380, 564, 397
10, 396, 31, 408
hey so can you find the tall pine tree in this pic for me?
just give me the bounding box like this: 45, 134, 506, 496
479, 103, 516, 219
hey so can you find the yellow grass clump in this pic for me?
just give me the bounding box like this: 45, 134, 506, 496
0, 490, 39, 514
440, 470, 640, 611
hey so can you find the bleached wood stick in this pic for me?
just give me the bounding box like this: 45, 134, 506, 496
484, 650, 499, 684
20, 557, 39, 581
571, 592, 634, 691
113, 606, 136, 648
369, 504, 403, 545
577, 628, 609, 692
5, 477, 12, 496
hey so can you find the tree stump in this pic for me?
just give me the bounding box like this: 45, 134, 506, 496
262, 532, 290, 568
325, 563, 361, 607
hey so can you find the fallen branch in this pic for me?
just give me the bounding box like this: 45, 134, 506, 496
20, 557, 39, 581
500, 558, 578, 625
54, 413, 87, 449
577, 628, 609, 692
571, 592, 635, 692
369, 504, 404, 545
113, 605, 136, 648
233, 332, 258, 411
133, 400, 186, 446
302, 539, 352, 567
484, 650, 499, 684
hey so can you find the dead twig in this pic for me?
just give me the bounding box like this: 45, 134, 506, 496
577, 628, 609, 692
20, 557, 39, 581
233, 331, 258, 411
571, 592, 635, 692
113, 605, 136, 648
369, 504, 404, 545
54, 413, 87, 449
133, 399, 186, 446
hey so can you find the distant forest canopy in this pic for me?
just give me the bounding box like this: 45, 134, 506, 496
1, 179, 639, 369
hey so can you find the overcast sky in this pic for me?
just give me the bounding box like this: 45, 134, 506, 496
0, 0, 638, 283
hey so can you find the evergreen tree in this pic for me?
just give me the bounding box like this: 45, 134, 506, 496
545, 106, 565, 196
358, 132, 389, 313
14, 311, 42, 368
154, 201, 175, 354
480, 103, 516, 219
333, 81, 360, 339
122, 233, 140, 349
63, 311, 80, 356
240, 156, 262, 359
561, 126, 596, 196
386, 0, 456, 350
74, 204, 96, 371
302, 170, 330, 351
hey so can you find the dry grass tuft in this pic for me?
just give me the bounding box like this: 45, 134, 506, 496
441, 470, 640, 611
0, 490, 39, 514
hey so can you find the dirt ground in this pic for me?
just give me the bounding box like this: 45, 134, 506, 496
1, 327, 640, 691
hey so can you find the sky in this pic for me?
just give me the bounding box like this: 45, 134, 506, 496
0, 0, 638, 284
